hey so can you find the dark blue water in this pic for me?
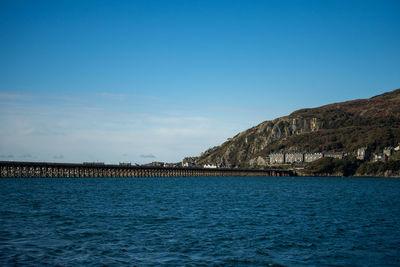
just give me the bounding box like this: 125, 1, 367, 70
1, 177, 400, 266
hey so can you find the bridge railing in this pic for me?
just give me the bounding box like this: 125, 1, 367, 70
0, 161, 294, 178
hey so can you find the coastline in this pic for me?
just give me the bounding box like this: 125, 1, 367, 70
295, 172, 400, 178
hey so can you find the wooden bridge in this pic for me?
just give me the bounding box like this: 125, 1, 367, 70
0, 161, 294, 178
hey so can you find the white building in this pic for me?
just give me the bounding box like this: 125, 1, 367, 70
285, 152, 304, 164
304, 153, 323, 163
203, 163, 217, 169
357, 147, 371, 160
182, 162, 195, 167
323, 152, 344, 159
269, 152, 285, 164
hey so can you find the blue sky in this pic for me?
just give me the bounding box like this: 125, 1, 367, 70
1, 0, 399, 164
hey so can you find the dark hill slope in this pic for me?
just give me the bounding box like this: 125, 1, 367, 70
196, 89, 400, 167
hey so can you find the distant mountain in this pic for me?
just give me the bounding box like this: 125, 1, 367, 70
195, 89, 400, 167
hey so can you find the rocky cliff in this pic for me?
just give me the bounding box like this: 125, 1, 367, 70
195, 89, 400, 167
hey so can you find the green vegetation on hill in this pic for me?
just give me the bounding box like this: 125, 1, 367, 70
194, 88, 400, 168
356, 160, 400, 177
301, 156, 400, 177
265, 126, 400, 154
304, 157, 360, 177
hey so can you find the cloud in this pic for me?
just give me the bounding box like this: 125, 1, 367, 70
0, 92, 33, 101
0, 90, 246, 164
99, 92, 128, 101
140, 154, 156, 159
99, 92, 162, 101
0, 154, 14, 158
20, 154, 32, 158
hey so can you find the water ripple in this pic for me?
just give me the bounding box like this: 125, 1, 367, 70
1, 177, 400, 266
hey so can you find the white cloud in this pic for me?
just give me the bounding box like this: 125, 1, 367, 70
0, 90, 265, 164
0, 92, 34, 101
140, 154, 156, 159
98, 92, 162, 101
0, 154, 14, 159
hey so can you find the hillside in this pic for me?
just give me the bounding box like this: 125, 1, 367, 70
195, 89, 400, 167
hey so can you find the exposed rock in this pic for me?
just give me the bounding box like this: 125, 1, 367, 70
249, 156, 267, 167
195, 89, 400, 167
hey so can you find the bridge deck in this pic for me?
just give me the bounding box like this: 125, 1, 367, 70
0, 161, 294, 178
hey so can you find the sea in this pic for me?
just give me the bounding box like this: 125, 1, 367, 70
1, 177, 399, 266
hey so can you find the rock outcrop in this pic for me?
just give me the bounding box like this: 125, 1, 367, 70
194, 88, 400, 167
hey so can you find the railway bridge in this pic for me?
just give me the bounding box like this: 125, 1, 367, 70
0, 161, 295, 178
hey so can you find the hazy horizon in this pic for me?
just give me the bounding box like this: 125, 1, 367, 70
1, 0, 399, 164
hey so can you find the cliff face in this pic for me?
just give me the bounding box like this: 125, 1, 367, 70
196, 89, 400, 167
197, 116, 323, 167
